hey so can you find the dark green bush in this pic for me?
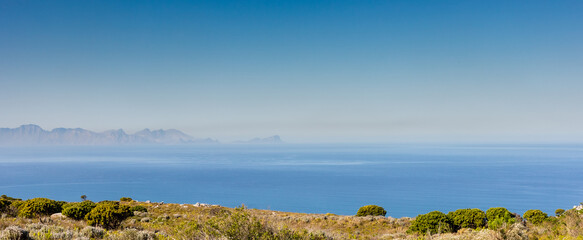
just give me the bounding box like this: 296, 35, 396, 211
18, 198, 62, 218
62, 201, 97, 220
119, 197, 133, 202
85, 202, 132, 229
129, 205, 148, 212
555, 209, 565, 217
447, 208, 486, 231
0, 199, 10, 212
523, 209, 548, 224
0, 195, 22, 215
486, 207, 516, 229
408, 211, 453, 235
356, 205, 387, 217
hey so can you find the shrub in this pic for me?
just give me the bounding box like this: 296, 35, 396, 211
408, 211, 453, 235
356, 205, 387, 217
0, 199, 10, 213
447, 208, 486, 231
129, 205, 148, 212
62, 201, 97, 220
486, 207, 516, 229
523, 209, 548, 224
0, 195, 21, 201
85, 202, 132, 229
18, 198, 62, 218
119, 197, 133, 202
555, 209, 565, 217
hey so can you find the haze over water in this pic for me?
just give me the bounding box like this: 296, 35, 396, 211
1, 144, 581, 217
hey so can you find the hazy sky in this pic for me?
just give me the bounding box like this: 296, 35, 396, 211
1, 1, 582, 143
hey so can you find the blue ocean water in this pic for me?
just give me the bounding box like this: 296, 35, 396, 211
0, 144, 582, 217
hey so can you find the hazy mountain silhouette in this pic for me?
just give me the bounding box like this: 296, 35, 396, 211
0, 124, 217, 145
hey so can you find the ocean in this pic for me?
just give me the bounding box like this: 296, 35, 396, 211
0, 144, 582, 217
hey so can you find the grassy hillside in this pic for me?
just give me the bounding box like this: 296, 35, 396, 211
1, 196, 583, 239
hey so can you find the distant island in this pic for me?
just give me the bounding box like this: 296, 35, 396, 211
0, 124, 283, 146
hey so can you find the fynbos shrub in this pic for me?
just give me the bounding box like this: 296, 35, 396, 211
486, 207, 515, 229
62, 201, 97, 220
119, 197, 133, 202
85, 202, 132, 229
356, 205, 387, 217
129, 205, 148, 212
523, 209, 548, 224
447, 208, 486, 231
408, 211, 453, 234
18, 198, 62, 218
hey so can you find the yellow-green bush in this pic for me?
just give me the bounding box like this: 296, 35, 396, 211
486, 207, 515, 229
18, 198, 63, 218
85, 201, 132, 229
129, 205, 148, 212
62, 200, 97, 220
523, 209, 548, 224
356, 205, 387, 217
408, 211, 453, 235
447, 208, 486, 231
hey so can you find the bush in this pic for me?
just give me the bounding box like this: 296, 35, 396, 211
62, 201, 97, 220
555, 209, 565, 217
486, 207, 515, 229
447, 208, 486, 231
85, 202, 132, 229
408, 211, 453, 235
0, 199, 10, 213
18, 198, 63, 218
356, 205, 387, 217
119, 197, 133, 202
129, 205, 148, 212
523, 209, 548, 224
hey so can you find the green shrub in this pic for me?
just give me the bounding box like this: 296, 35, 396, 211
0, 199, 10, 213
356, 205, 387, 217
0, 195, 21, 201
486, 207, 516, 229
62, 201, 97, 220
129, 205, 148, 212
408, 211, 453, 235
18, 198, 63, 218
523, 209, 548, 224
447, 208, 486, 231
486, 207, 514, 221
555, 209, 565, 217
85, 202, 132, 229
119, 197, 133, 202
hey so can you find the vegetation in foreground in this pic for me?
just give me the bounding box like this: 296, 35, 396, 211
1, 195, 583, 239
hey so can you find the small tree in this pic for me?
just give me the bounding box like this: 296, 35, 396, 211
85, 202, 132, 229
523, 209, 548, 224
408, 211, 453, 235
81, 195, 87, 201
356, 205, 387, 217
555, 209, 565, 217
447, 208, 486, 231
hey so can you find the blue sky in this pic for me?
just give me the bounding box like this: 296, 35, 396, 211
1, 0, 582, 142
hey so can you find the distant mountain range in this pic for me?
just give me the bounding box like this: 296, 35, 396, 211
0, 124, 282, 146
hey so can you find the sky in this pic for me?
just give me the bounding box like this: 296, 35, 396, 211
1, 0, 582, 143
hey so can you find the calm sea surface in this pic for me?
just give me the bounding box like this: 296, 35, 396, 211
0, 144, 582, 217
